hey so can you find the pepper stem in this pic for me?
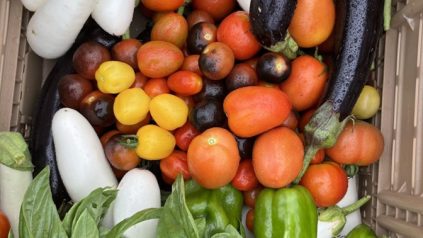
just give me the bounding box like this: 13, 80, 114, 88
341, 195, 371, 215
293, 145, 319, 184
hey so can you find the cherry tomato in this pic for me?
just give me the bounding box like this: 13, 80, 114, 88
116, 113, 151, 134
104, 134, 141, 171
174, 121, 200, 151
79, 91, 115, 127
199, 42, 234, 80
187, 10, 215, 28
231, 159, 259, 191
281, 111, 299, 130
192, 0, 235, 20
142, 0, 184, 11
160, 150, 191, 184
181, 55, 202, 76
0, 211, 10, 238
111, 38, 142, 69
143, 78, 170, 98
100, 130, 121, 147
58, 74, 93, 109
243, 186, 263, 208
246, 209, 254, 232
73, 41, 111, 79
167, 71, 203, 96
130, 72, 148, 89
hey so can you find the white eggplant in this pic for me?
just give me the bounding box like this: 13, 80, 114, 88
26, 0, 98, 59
237, 0, 251, 13
52, 108, 117, 202
113, 169, 161, 238
338, 176, 362, 236
20, 0, 48, 11
92, 0, 134, 36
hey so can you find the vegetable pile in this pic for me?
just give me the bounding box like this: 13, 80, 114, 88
0, 0, 388, 237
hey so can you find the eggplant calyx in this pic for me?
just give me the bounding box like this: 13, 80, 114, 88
264, 33, 299, 60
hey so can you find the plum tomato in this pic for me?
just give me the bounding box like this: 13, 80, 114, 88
143, 78, 170, 98
113, 88, 150, 126
151, 12, 188, 49
167, 71, 203, 96
192, 0, 235, 20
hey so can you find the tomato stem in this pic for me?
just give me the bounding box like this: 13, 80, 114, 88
119, 135, 138, 149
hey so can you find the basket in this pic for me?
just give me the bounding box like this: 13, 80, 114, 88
1, 0, 422, 237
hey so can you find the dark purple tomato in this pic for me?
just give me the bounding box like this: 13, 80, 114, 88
225, 63, 258, 91
73, 41, 111, 79
187, 22, 217, 54
79, 91, 115, 127
58, 74, 93, 109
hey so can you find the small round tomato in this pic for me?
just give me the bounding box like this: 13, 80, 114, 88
300, 162, 348, 207
130, 72, 148, 89
136, 124, 176, 160
187, 10, 215, 28
231, 159, 259, 191
73, 41, 111, 79
243, 186, 263, 208
176, 94, 196, 112
182, 55, 202, 76
235, 136, 255, 160
167, 71, 203, 96
187, 127, 240, 189
142, 0, 184, 11
199, 42, 235, 80
160, 150, 191, 183
192, 0, 235, 20
111, 39, 142, 69
100, 130, 121, 146
225, 63, 258, 92
174, 121, 200, 151
104, 134, 141, 171
58, 74, 93, 109
352, 85, 381, 120
143, 78, 170, 98
246, 209, 254, 232
149, 94, 189, 131
113, 88, 150, 126
151, 12, 188, 49
187, 22, 217, 54
95, 61, 136, 94
0, 211, 10, 238
80, 91, 115, 127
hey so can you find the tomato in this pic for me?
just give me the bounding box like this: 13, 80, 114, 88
80, 91, 115, 127
217, 11, 261, 60
300, 162, 348, 207
235, 136, 254, 159
192, 0, 235, 20
130, 72, 148, 89
187, 127, 240, 189
160, 150, 191, 183
58, 74, 93, 109
116, 113, 151, 134
95, 61, 136, 94
137, 41, 184, 78
111, 39, 142, 69
100, 130, 121, 147
176, 94, 196, 112
0, 211, 10, 238
149, 94, 189, 131
143, 78, 170, 98
142, 0, 184, 11
352, 85, 381, 120
167, 71, 203, 96
298, 108, 316, 132
104, 134, 141, 171
326, 121, 384, 166
288, 0, 335, 48
151, 12, 188, 49
187, 22, 217, 54
243, 186, 263, 208
73, 41, 111, 80
136, 124, 176, 160
113, 88, 150, 126
231, 159, 259, 191
225, 63, 258, 92
174, 121, 200, 151
311, 149, 325, 164
281, 111, 298, 130
181, 55, 202, 76
253, 127, 304, 188
187, 10, 215, 28
280, 55, 328, 111
246, 209, 254, 232
199, 42, 234, 80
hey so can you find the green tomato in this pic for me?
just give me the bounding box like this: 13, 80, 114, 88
352, 85, 380, 119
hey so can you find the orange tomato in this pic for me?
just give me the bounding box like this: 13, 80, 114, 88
167, 71, 203, 96
288, 0, 335, 48
137, 41, 184, 78
142, 0, 184, 11
143, 78, 170, 98
326, 121, 384, 166
299, 108, 316, 132
281, 111, 298, 130
217, 11, 261, 60
280, 55, 328, 111
223, 86, 292, 137
187, 127, 240, 189
253, 127, 304, 188
192, 0, 235, 20
151, 12, 188, 48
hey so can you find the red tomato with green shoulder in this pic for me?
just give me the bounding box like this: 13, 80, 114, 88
231, 159, 259, 191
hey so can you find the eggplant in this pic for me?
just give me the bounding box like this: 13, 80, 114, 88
293, 0, 384, 184
30, 20, 119, 207
249, 0, 297, 49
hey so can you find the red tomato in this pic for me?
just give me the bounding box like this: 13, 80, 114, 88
100, 130, 121, 147
192, 0, 235, 20
143, 78, 170, 98
243, 185, 263, 208
311, 149, 325, 164
231, 159, 259, 191
300, 162, 348, 207
167, 71, 203, 96
281, 111, 298, 130
142, 0, 184, 11
160, 150, 191, 183
246, 209, 254, 232
174, 121, 200, 151
131, 72, 148, 89
0, 211, 10, 238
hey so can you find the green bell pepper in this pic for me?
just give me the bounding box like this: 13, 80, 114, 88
255, 185, 317, 238
346, 224, 377, 238
184, 179, 243, 237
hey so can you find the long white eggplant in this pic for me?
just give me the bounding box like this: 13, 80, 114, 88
237, 0, 251, 13
92, 0, 134, 36
52, 108, 117, 202
26, 0, 97, 59
20, 0, 48, 11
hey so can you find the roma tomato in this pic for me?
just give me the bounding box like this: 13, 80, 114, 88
252, 127, 304, 188
143, 78, 170, 98
192, 0, 235, 20
288, 0, 335, 48
95, 61, 136, 94
280, 55, 328, 111
217, 11, 261, 60
231, 159, 259, 191
326, 121, 384, 166
167, 71, 203, 96
142, 0, 184, 11
151, 12, 188, 49
300, 162, 348, 207
223, 86, 292, 137
160, 150, 191, 183
104, 134, 141, 171
174, 121, 200, 151
187, 127, 240, 189
111, 38, 142, 69
0, 211, 10, 238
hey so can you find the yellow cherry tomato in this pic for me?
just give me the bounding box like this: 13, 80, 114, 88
136, 124, 176, 160
114, 88, 151, 125
352, 85, 381, 120
149, 94, 188, 130
95, 61, 135, 94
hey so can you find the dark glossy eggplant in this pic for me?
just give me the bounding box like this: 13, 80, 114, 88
30, 21, 119, 207
249, 0, 297, 48
294, 0, 384, 184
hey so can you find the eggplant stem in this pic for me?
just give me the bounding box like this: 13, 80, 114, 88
293, 146, 319, 184
122, 29, 131, 40
342, 195, 371, 215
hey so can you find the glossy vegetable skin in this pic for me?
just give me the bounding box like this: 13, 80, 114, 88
346, 224, 377, 238
255, 185, 317, 238
30, 23, 119, 207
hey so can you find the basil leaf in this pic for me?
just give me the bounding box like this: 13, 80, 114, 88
70, 210, 99, 238
157, 175, 200, 238
18, 167, 67, 238
0, 132, 33, 171
195, 218, 206, 238
210, 225, 243, 238
8, 231, 14, 238
99, 226, 111, 238
62, 188, 117, 236
105, 208, 162, 238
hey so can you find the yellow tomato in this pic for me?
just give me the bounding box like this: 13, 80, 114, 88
352, 85, 381, 120
95, 61, 135, 94
114, 88, 151, 125
136, 125, 176, 160
149, 94, 188, 130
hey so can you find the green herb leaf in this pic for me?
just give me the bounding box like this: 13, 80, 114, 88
18, 167, 67, 238
0, 132, 33, 171
157, 175, 200, 238
195, 218, 206, 238
62, 188, 117, 236
8, 231, 14, 238
210, 225, 243, 238
105, 208, 162, 238
70, 210, 99, 238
